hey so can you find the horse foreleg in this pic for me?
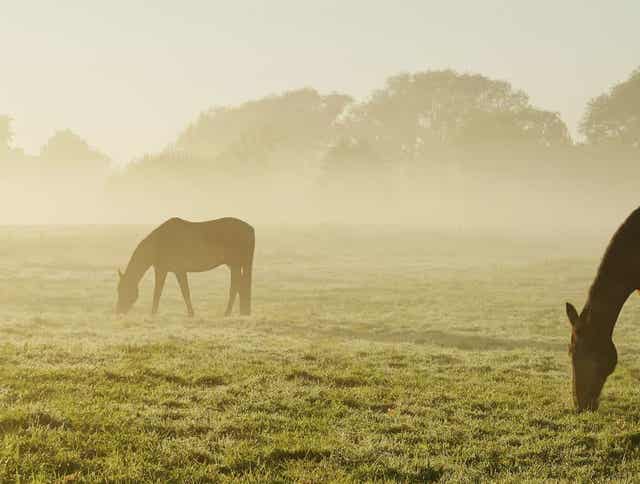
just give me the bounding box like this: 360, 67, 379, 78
225, 265, 241, 316
175, 272, 194, 317
152, 267, 167, 316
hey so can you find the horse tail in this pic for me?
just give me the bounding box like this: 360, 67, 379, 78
240, 226, 254, 315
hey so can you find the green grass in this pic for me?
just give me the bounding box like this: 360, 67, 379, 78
2, 225, 640, 482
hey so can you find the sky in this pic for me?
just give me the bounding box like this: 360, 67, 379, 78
1, 0, 638, 163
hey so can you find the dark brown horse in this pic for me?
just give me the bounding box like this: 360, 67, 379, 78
564, 207, 640, 411
116, 217, 254, 317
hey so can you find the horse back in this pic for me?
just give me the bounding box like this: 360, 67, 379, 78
150, 217, 254, 271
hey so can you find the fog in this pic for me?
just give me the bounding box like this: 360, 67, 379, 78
1, 145, 638, 239
3, 2, 639, 235
2, 70, 639, 237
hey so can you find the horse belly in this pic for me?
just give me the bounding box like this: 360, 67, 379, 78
185, 259, 225, 272
163, 243, 227, 273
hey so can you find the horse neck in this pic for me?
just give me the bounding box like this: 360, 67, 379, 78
587, 276, 633, 338
124, 237, 154, 285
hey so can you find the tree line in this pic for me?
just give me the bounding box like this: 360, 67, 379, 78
1, 123, 108, 178
2, 66, 639, 194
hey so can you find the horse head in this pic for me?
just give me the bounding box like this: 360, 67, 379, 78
566, 302, 618, 411
116, 269, 139, 314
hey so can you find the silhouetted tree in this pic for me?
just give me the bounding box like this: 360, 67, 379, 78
580, 68, 640, 148
40, 129, 108, 163
322, 137, 385, 178
0, 115, 13, 157
336, 70, 571, 162
457, 108, 570, 149
174, 88, 352, 171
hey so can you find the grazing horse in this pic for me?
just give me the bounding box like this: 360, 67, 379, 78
565, 207, 640, 411
116, 217, 254, 317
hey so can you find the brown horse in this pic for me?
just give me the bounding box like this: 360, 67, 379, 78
564, 207, 640, 411
116, 217, 254, 317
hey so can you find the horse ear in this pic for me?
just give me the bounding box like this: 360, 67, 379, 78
566, 302, 580, 327
118, 269, 123, 280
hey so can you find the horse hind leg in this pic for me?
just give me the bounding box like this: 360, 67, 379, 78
239, 260, 252, 316
225, 265, 241, 316
175, 272, 195, 317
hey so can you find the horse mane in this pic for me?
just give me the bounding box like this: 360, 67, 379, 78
590, 206, 640, 299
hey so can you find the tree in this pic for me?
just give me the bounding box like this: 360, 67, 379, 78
322, 137, 386, 178
580, 68, 640, 148
458, 107, 570, 148
336, 70, 571, 162
118, 88, 353, 185
0, 115, 14, 156
174, 88, 352, 169
40, 129, 108, 163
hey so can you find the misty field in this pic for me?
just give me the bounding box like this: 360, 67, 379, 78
2, 225, 640, 482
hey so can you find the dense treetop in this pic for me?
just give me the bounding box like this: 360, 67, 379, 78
581, 68, 640, 148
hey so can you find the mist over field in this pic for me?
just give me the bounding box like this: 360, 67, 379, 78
2, 68, 640, 235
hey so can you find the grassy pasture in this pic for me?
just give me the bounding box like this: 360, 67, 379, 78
1, 225, 640, 482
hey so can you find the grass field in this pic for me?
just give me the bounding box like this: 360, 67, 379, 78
2, 225, 640, 482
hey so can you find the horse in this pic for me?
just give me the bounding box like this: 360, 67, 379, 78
565, 207, 640, 411
116, 217, 254, 317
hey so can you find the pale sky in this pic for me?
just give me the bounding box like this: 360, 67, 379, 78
1, 1, 638, 163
